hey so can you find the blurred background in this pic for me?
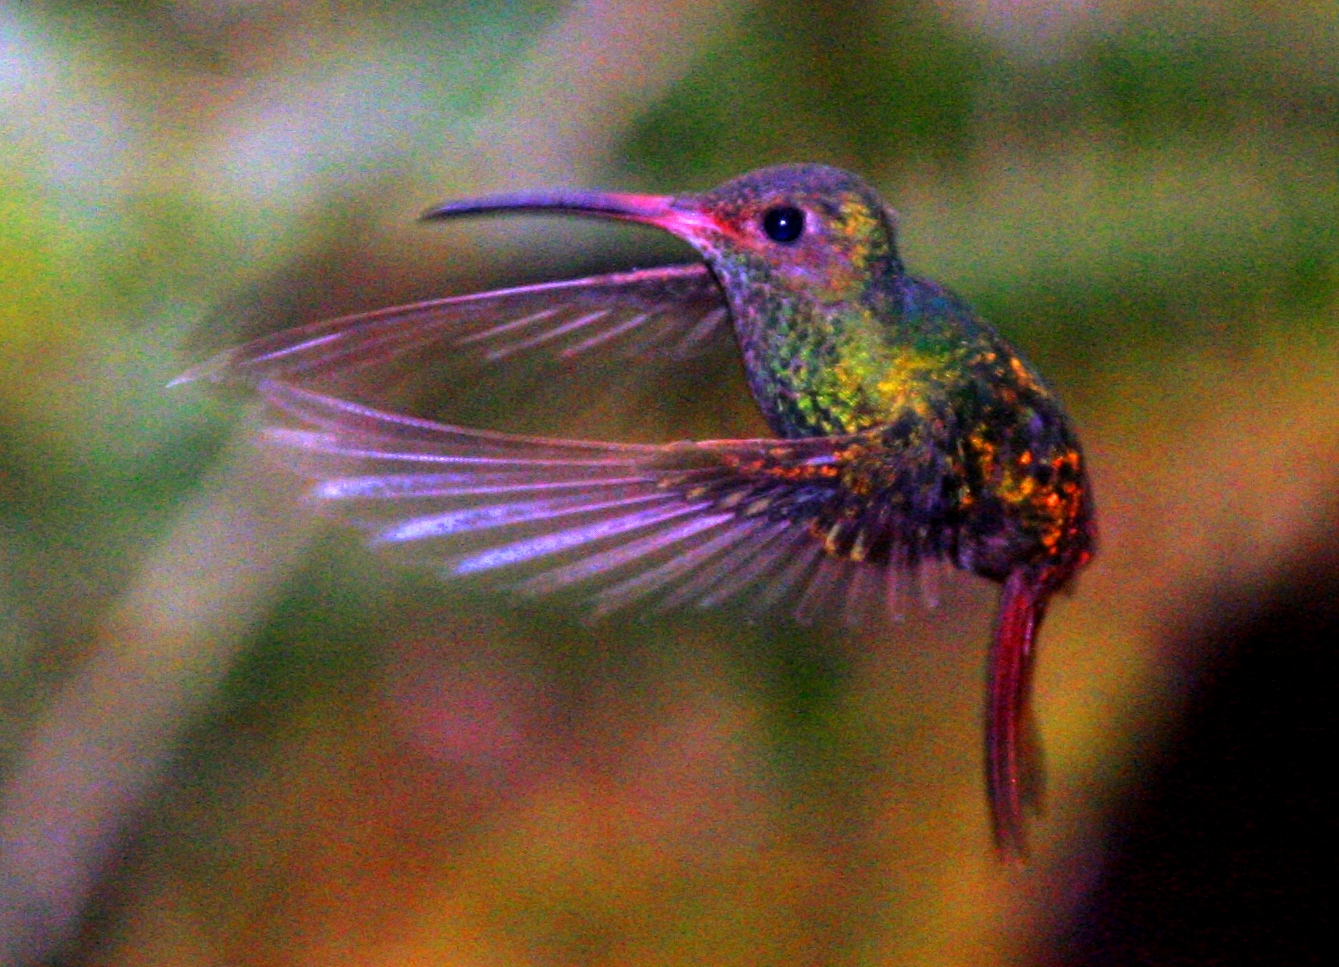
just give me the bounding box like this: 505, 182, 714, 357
1, 1, 1334, 964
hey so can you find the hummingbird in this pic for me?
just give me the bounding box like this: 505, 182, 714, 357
178, 164, 1095, 858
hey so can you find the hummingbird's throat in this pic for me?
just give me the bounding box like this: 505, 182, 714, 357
717, 278, 901, 438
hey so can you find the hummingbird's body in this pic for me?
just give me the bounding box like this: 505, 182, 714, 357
623, 167, 1091, 598
180, 164, 1095, 858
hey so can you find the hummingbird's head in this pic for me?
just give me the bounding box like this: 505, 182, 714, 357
674, 164, 904, 305
422, 164, 903, 308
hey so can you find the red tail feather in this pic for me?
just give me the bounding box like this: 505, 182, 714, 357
987, 569, 1051, 860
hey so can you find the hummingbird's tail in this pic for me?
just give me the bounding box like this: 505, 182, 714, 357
986, 569, 1051, 861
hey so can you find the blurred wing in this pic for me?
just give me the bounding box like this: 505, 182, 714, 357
256, 380, 907, 621
175, 263, 730, 393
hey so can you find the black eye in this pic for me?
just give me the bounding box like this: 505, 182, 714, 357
761, 206, 805, 243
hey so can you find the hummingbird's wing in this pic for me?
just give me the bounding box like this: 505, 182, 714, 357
256, 380, 913, 622
174, 264, 730, 395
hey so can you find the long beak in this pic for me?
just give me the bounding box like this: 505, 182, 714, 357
420, 189, 715, 241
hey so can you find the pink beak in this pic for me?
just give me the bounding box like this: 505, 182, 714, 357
421, 189, 718, 242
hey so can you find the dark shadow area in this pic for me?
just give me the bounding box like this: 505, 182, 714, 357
1064, 506, 1333, 966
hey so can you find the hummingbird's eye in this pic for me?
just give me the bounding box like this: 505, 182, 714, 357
761, 206, 806, 244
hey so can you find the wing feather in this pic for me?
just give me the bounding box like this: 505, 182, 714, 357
175, 265, 730, 400
252, 381, 935, 618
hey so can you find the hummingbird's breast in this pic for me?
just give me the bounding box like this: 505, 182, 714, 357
724, 276, 965, 440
